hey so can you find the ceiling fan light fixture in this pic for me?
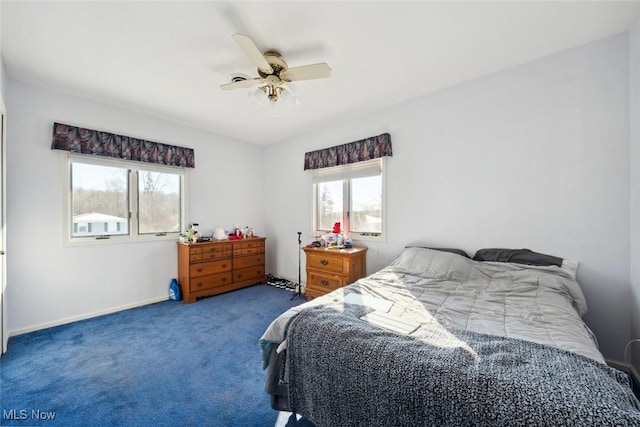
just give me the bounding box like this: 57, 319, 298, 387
249, 84, 299, 116
223, 33, 329, 115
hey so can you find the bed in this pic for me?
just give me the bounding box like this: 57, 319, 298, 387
259, 246, 640, 426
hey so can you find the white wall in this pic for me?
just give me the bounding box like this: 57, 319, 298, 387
630, 20, 640, 371
0, 2, 5, 98
265, 33, 631, 361
5, 80, 265, 335
0, 60, 5, 102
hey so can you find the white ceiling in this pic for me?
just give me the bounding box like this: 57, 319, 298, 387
2, 1, 640, 145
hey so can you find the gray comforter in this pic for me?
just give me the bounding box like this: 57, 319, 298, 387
285, 305, 640, 426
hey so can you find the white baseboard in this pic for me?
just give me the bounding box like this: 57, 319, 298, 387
8, 295, 169, 338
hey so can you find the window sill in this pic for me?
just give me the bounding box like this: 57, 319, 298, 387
62, 234, 180, 247
349, 233, 385, 244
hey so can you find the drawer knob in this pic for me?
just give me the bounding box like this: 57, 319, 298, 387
320, 279, 329, 286
196, 268, 203, 272
196, 282, 203, 288
320, 259, 329, 266
222, 277, 227, 282
222, 264, 227, 268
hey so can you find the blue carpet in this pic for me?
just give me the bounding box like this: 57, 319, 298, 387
1, 284, 315, 427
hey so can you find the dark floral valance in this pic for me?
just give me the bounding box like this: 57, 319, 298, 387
303, 133, 392, 170
51, 122, 195, 168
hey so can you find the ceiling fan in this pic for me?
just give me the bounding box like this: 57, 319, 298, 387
221, 33, 331, 106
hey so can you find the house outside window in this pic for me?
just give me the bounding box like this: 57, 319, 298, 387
72, 213, 128, 237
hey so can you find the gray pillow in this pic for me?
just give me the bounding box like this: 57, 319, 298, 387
472, 248, 563, 267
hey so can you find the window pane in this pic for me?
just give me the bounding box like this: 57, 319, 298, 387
316, 180, 343, 231
138, 171, 181, 234
72, 163, 129, 237
350, 175, 382, 233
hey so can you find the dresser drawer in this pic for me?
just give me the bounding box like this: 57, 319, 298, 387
307, 253, 345, 274
190, 259, 232, 277
233, 240, 265, 256
189, 247, 202, 261
190, 244, 232, 261
233, 265, 265, 282
235, 247, 259, 256
233, 254, 265, 269
307, 271, 345, 292
189, 272, 233, 292
201, 246, 233, 260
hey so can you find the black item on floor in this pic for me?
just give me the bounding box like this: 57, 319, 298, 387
266, 274, 296, 292
291, 231, 304, 300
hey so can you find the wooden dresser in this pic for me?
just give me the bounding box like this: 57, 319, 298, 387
177, 237, 266, 303
302, 246, 367, 300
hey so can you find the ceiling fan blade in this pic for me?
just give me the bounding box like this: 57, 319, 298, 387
231, 33, 274, 75
220, 78, 263, 90
282, 63, 332, 82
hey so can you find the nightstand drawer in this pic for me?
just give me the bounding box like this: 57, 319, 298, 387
307, 253, 345, 274
308, 271, 345, 292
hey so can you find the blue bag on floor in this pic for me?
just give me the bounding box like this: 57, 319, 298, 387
169, 278, 182, 301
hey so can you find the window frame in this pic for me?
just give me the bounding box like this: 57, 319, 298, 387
311, 157, 386, 243
61, 152, 188, 246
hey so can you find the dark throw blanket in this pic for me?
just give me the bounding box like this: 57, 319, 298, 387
284, 307, 640, 427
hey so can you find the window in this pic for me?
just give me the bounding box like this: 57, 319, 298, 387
137, 170, 182, 235
312, 158, 385, 240
65, 154, 186, 242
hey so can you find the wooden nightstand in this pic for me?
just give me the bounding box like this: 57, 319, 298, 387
302, 246, 367, 300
